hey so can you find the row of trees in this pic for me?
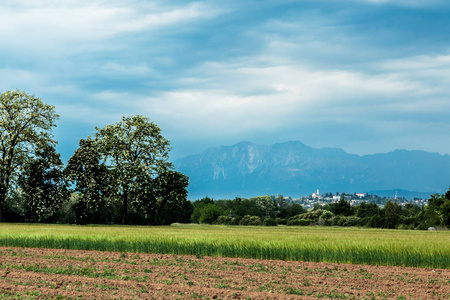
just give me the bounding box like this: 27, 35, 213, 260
1, 90, 191, 224
190, 189, 450, 229
1, 90, 448, 228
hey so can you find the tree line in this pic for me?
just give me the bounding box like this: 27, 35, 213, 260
1, 90, 449, 228
191, 190, 450, 229
1, 90, 191, 224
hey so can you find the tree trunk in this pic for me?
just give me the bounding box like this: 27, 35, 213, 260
121, 189, 128, 225
0, 186, 6, 223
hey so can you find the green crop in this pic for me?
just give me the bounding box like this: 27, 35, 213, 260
0, 223, 449, 269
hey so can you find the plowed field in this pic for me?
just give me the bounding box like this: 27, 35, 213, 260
0, 247, 449, 299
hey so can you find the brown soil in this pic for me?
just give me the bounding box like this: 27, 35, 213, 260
0, 246, 449, 299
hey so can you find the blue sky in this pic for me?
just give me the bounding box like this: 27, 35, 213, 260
1, 0, 450, 162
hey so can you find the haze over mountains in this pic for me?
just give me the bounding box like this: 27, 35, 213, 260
174, 141, 450, 200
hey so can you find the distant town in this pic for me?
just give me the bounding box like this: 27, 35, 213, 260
287, 190, 428, 210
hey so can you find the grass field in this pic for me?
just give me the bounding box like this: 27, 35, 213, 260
0, 223, 449, 269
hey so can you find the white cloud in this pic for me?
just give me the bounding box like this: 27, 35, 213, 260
0, 1, 223, 55
128, 57, 433, 141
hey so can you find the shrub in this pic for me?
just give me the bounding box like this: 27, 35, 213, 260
287, 219, 314, 226
332, 216, 362, 227
290, 209, 325, 222
276, 218, 287, 225
216, 215, 233, 225
239, 215, 262, 226
416, 222, 429, 230
263, 218, 277, 226
320, 210, 334, 220
198, 204, 226, 224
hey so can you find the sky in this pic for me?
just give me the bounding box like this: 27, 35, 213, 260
1, 0, 450, 162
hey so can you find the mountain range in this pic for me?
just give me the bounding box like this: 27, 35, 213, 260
174, 141, 450, 200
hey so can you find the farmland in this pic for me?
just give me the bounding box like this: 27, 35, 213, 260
1, 247, 450, 299
1, 224, 450, 299
0, 224, 449, 268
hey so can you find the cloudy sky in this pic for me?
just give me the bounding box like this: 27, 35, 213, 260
1, 0, 450, 161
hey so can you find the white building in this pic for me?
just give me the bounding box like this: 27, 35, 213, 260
312, 189, 321, 199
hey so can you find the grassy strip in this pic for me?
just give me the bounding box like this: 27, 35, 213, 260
1, 224, 449, 269
0, 234, 449, 269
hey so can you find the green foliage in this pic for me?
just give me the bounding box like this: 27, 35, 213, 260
320, 210, 335, 220
95, 115, 172, 224
0, 90, 59, 222
198, 203, 226, 224
239, 215, 262, 226
191, 197, 215, 223
216, 215, 234, 225
425, 190, 450, 227
289, 209, 326, 224
366, 213, 384, 228
18, 144, 68, 223
332, 216, 363, 227
262, 217, 277, 226
287, 219, 313, 226
383, 201, 402, 229
355, 202, 380, 219
64, 138, 110, 224
251, 195, 278, 218
153, 171, 191, 225
327, 199, 353, 216
217, 197, 259, 218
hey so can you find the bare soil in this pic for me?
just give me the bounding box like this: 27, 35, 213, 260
0, 246, 449, 299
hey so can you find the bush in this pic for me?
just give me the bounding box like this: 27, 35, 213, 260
231, 216, 242, 225
366, 214, 384, 228
276, 218, 287, 225
332, 216, 362, 227
290, 209, 325, 222
239, 215, 262, 226
287, 219, 314, 226
198, 204, 226, 224
216, 215, 233, 225
320, 210, 335, 220
263, 218, 277, 226
416, 222, 429, 230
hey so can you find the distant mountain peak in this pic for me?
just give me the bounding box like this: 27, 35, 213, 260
174, 141, 450, 199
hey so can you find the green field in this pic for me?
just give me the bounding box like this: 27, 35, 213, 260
0, 223, 449, 269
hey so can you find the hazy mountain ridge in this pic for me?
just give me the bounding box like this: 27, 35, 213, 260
174, 141, 450, 199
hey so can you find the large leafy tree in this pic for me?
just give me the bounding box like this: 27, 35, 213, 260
18, 144, 67, 222
95, 115, 172, 224
153, 170, 190, 225
64, 138, 110, 224
426, 188, 450, 227
0, 90, 58, 222
132, 170, 190, 225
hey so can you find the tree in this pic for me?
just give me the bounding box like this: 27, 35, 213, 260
426, 193, 445, 227
252, 195, 278, 218
144, 170, 190, 225
383, 201, 401, 229
191, 197, 215, 223
18, 144, 67, 222
355, 202, 380, 219
426, 189, 450, 227
0, 90, 58, 222
328, 198, 352, 216
198, 203, 226, 224
95, 115, 172, 224
64, 138, 110, 224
